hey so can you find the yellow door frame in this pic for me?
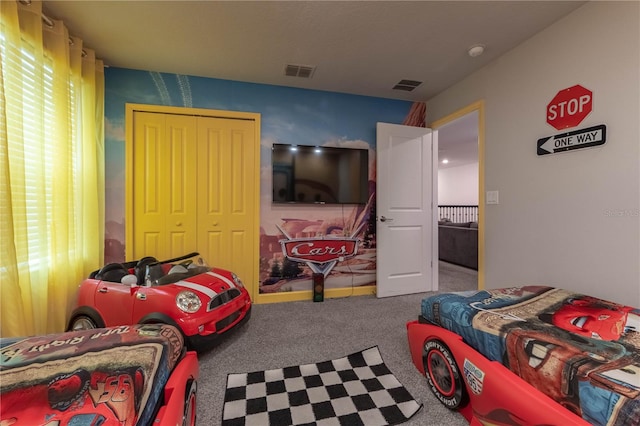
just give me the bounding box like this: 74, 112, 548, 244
125, 103, 261, 300
429, 100, 485, 290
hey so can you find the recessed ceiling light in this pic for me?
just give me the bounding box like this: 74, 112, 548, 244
468, 44, 485, 57
442, 158, 449, 164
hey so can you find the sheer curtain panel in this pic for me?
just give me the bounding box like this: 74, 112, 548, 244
0, 0, 105, 337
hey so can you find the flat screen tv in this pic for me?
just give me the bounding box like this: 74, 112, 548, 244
272, 144, 369, 204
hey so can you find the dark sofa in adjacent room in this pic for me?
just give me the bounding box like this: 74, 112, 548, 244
438, 220, 478, 270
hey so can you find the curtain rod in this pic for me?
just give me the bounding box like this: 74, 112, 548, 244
18, 0, 87, 57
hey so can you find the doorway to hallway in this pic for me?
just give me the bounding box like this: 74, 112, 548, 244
431, 101, 484, 290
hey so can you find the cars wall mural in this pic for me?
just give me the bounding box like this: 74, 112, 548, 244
104, 68, 418, 293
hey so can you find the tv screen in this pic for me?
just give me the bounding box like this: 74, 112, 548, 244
272, 144, 369, 204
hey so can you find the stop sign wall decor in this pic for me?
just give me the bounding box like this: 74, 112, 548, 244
546, 85, 593, 130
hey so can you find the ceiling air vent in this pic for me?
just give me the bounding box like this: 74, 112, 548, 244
393, 79, 422, 91
285, 64, 316, 78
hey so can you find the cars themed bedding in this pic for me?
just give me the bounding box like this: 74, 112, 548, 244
420, 286, 640, 426
0, 324, 186, 426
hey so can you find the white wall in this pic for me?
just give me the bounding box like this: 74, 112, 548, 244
438, 163, 479, 205
427, 2, 640, 306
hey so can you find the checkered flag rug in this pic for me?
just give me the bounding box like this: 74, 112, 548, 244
221, 346, 422, 426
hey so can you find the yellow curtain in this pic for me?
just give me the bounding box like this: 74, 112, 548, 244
0, 0, 105, 337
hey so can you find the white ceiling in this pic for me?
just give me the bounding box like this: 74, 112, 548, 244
437, 110, 479, 170
41, 0, 585, 167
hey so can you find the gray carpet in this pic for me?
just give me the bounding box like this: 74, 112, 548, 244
197, 261, 476, 425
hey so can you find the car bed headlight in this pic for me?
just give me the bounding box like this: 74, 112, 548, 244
232, 273, 244, 289
176, 291, 202, 313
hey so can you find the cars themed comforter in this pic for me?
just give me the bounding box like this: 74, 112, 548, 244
420, 286, 640, 426
0, 324, 185, 426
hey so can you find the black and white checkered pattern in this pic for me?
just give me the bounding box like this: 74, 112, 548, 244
222, 346, 422, 426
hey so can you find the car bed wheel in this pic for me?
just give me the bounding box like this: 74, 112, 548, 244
70, 315, 98, 331
423, 339, 468, 410
182, 379, 197, 426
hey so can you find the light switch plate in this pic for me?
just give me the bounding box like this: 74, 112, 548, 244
486, 190, 499, 205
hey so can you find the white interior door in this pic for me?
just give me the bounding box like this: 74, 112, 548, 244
376, 122, 438, 298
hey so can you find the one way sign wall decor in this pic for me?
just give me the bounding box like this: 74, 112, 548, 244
537, 124, 607, 156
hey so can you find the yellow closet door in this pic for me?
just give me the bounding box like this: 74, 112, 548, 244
197, 117, 257, 286
132, 112, 198, 260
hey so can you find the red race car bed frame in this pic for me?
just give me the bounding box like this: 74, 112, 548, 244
407, 286, 640, 426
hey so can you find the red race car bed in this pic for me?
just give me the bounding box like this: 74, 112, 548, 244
0, 323, 199, 426
407, 286, 640, 426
